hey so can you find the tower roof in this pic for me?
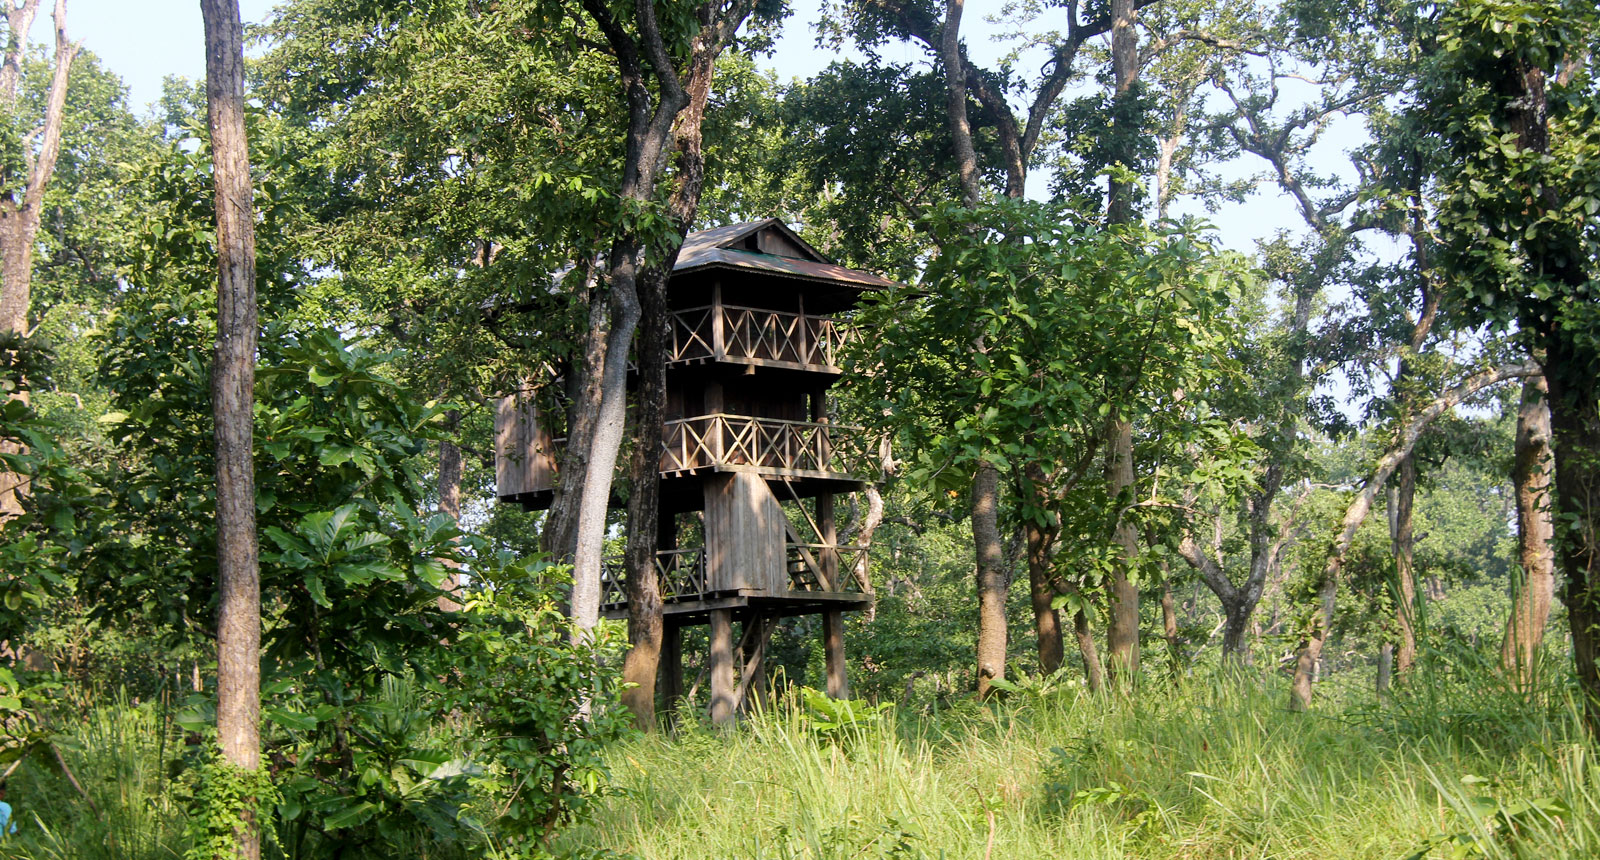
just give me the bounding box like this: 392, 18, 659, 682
674, 218, 901, 291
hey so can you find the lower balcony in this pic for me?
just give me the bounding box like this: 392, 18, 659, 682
600, 542, 868, 615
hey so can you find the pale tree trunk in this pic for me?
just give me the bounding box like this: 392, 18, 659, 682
543, 264, 606, 564
0, 0, 74, 516
435, 410, 463, 612
564, 0, 758, 644
1501, 375, 1554, 687
1069, 589, 1105, 693
973, 462, 1008, 697
202, 0, 260, 857
1289, 362, 1539, 711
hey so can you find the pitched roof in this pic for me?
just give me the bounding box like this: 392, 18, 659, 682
673, 218, 901, 290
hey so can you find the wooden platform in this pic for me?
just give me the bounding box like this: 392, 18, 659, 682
600, 588, 870, 624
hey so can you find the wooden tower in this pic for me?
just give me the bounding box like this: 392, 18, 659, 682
495, 219, 896, 723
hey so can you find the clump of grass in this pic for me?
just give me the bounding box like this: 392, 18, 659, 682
570, 666, 1600, 860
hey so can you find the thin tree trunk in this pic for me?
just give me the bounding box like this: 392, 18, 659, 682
1067, 587, 1105, 693
973, 461, 1007, 697
1289, 362, 1539, 710
1101, 0, 1143, 687
1501, 376, 1554, 687
436, 410, 464, 612
1376, 642, 1393, 696
1104, 416, 1140, 685
202, 1, 260, 857
1025, 518, 1064, 674
1160, 572, 1182, 674
543, 265, 606, 563
0, 0, 74, 516
1393, 455, 1419, 675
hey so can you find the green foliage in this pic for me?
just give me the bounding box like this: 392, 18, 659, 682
182, 753, 278, 860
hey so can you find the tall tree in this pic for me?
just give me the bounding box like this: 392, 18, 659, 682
1502, 376, 1555, 685
201, 0, 260, 856
1417, 0, 1600, 729
0, 0, 74, 516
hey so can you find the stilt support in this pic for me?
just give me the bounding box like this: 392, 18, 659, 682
823, 610, 847, 699
709, 608, 735, 725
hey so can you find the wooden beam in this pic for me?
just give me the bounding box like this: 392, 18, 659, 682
661, 624, 683, 722
823, 610, 847, 700
733, 615, 776, 714
709, 608, 735, 726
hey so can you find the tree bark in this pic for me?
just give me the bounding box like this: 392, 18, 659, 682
435, 411, 464, 613
0, 0, 74, 516
1392, 454, 1419, 674
1025, 518, 1064, 674
1104, 416, 1140, 685
1542, 353, 1600, 731
1501, 375, 1554, 687
201, 0, 260, 856
1289, 362, 1539, 711
1160, 571, 1181, 674
973, 461, 1007, 697
618, 260, 667, 728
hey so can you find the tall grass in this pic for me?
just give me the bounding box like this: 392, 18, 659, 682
569, 667, 1600, 860
0, 694, 185, 860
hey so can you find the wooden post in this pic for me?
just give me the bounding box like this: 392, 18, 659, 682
709, 608, 735, 725
661, 623, 683, 719
711, 279, 726, 361
817, 492, 838, 591
823, 611, 848, 700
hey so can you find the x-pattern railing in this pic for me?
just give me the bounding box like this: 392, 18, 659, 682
661, 414, 870, 477
667, 304, 851, 369
600, 547, 709, 606
785, 543, 869, 593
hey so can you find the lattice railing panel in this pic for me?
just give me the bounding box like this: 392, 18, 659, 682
668, 304, 852, 369
600, 547, 709, 606
784, 543, 869, 593
660, 414, 872, 478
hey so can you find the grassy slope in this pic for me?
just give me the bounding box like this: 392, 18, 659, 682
568, 671, 1600, 860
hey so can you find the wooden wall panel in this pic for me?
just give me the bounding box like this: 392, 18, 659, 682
494, 390, 556, 497
704, 472, 785, 593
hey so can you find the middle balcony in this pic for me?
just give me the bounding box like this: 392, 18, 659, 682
668, 304, 853, 374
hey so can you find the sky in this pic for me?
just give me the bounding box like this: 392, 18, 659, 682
60, 0, 1339, 256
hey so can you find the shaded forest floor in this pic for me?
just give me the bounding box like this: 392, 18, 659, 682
568, 667, 1600, 860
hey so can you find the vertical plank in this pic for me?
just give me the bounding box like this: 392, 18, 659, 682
711, 279, 725, 361
709, 609, 735, 726
661, 623, 683, 722
823, 610, 848, 700
704, 473, 785, 592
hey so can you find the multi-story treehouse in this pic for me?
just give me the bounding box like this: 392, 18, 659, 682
494, 219, 895, 724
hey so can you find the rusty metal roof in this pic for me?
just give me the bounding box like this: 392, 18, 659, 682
674, 219, 901, 290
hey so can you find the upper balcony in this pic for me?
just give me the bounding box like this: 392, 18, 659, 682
669, 304, 853, 374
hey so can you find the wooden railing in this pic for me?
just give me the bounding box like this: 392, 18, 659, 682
661, 414, 871, 478
668, 304, 851, 369
600, 547, 709, 607
785, 543, 869, 593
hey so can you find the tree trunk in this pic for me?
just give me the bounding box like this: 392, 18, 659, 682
1160, 572, 1182, 674
1393, 454, 1419, 675
1025, 518, 1064, 674
973, 460, 1007, 697
1104, 416, 1140, 685
202, 1, 260, 857
1289, 362, 1539, 711
1070, 597, 1105, 693
619, 262, 668, 728
1542, 353, 1600, 732
0, 0, 74, 517
1376, 642, 1393, 697
1501, 376, 1554, 687
435, 411, 464, 612
543, 266, 607, 564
